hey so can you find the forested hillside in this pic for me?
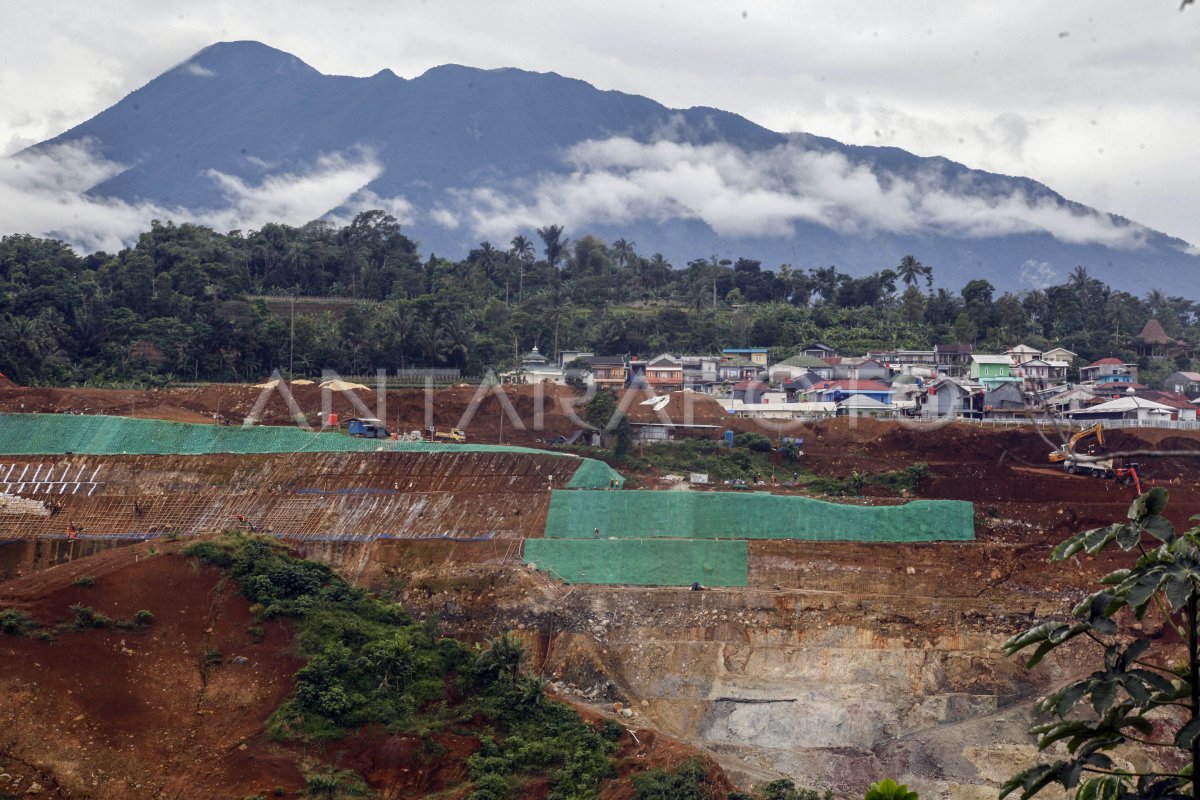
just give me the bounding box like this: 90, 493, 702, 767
1, 212, 1195, 385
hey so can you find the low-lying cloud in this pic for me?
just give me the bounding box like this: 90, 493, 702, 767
446, 136, 1148, 250
0, 134, 1150, 257
0, 140, 385, 252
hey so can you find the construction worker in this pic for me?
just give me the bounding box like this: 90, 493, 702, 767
67, 519, 78, 540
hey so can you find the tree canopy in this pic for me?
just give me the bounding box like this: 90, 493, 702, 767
2, 213, 1198, 386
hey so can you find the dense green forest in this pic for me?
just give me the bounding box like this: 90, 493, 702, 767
1, 211, 1196, 385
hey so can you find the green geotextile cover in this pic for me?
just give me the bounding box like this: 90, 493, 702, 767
523, 538, 748, 586
544, 490, 974, 542
0, 414, 621, 487
566, 457, 625, 489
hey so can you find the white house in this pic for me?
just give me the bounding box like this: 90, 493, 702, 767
1064, 396, 1176, 423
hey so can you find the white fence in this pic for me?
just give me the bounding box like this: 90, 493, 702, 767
951, 417, 1200, 431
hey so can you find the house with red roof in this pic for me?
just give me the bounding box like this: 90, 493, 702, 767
731, 379, 770, 404
1136, 390, 1198, 422
1079, 358, 1138, 386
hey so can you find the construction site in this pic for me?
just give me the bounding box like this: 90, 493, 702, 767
3, 382, 1200, 799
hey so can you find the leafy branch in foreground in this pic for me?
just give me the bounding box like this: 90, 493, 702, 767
1002, 487, 1199, 800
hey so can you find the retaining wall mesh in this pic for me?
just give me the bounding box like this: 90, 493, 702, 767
523, 538, 748, 586
542, 489, 974, 542
0, 414, 622, 488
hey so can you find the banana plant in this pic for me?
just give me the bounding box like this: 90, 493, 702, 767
864, 779, 919, 800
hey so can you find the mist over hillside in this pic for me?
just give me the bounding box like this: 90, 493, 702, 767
15, 40, 1200, 294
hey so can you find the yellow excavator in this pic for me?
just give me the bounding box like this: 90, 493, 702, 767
1048, 422, 1144, 492
1048, 422, 1104, 464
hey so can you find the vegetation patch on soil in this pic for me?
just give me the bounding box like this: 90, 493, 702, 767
184, 533, 633, 799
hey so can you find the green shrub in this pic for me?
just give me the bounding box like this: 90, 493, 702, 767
733, 432, 774, 453
467, 772, 513, 800
68, 604, 112, 629
74, 575, 96, 587
600, 719, 624, 741
632, 757, 713, 800
0, 608, 36, 636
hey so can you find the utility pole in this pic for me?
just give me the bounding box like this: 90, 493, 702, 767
289, 294, 295, 376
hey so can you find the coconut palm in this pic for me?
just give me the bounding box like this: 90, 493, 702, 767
611, 237, 636, 269
509, 234, 535, 301
536, 224, 568, 272
896, 255, 929, 288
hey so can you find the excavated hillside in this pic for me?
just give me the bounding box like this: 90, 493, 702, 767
0, 542, 733, 800
4, 388, 1200, 798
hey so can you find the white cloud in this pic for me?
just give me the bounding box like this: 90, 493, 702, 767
429, 206, 460, 229
202, 149, 382, 232
183, 62, 215, 77
0, 139, 384, 251
447, 135, 1147, 249
1019, 259, 1058, 290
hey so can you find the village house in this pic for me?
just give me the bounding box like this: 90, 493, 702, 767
1006, 344, 1042, 364
1044, 386, 1097, 412
933, 343, 974, 375
970, 354, 1023, 390
831, 357, 890, 382
1136, 390, 1199, 422
587, 355, 627, 389
1042, 347, 1077, 365
837, 394, 895, 418
983, 383, 1027, 416
1014, 358, 1054, 387
642, 353, 684, 392
917, 378, 973, 419
806, 379, 894, 405
872, 349, 936, 368
731, 379, 770, 404
721, 347, 770, 366
767, 354, 833, 384
1136, 319, 1181, 362
717, 357, 764, 384
1163, 371, 1200, 397
680, 355, 719, 392
1079, 358, 1138, 386
783, 372, 823, 402
1065, 395, 1176, 424
796, 341, 838, 359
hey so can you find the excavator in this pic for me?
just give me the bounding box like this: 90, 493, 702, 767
1048, 421, 1143, 492
1048, 422, 1104, 463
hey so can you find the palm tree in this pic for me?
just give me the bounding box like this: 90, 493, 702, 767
1069, 265, 1094, 307
810, 266, 841, 306
536, 224, 568, 272
510, 234, 534, 301
895, 255, 924, 288
476, 241, 500, 284
416, 319, 450, 365
476, 631, 524, 683
611, 237, 636, 269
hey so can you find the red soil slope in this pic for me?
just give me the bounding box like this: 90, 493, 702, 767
0, 543, 732, 799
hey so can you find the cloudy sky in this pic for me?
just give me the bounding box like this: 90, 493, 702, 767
1, 0, 1198, 247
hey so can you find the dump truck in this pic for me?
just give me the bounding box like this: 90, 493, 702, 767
427, 427, 467, 442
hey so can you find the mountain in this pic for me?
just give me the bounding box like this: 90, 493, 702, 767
29, 40, 1200, 293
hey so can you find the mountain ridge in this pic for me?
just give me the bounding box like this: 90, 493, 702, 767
26, 39, 1200, 294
